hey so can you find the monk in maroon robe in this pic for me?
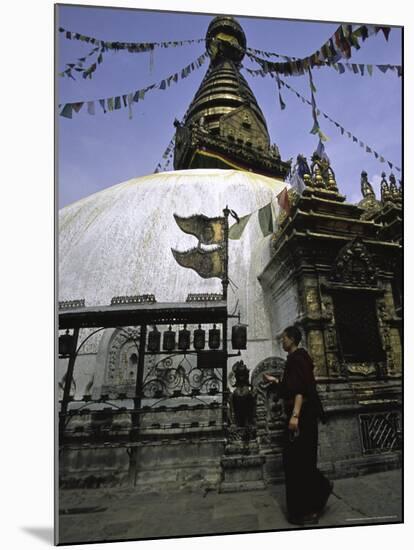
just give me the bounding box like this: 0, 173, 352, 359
264, 326, 333, 525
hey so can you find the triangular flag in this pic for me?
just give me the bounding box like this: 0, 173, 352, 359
60, 104, 73, 119
317, 128, 329, 142
229, 214, 252, 240
316, 139, 330, 163
380, 27, 391, 41
258, 203, 274, 237
277, 188, 291, 217
72, 102, 84, 113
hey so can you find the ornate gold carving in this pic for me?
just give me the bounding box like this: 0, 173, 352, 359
305, 287, 320, 315
171, 246, 225, 279
307, 330, 325, 375
359, 194, 381, 219
358, 171, 381, 217
313, 163, 325, 187
331, 238, 377, 286
308, 152, 339, 192
389, 327, 402, 374
326, 167, 337, 191
321, 297, 334, 320
347, 364, 376, 376
173, 214, 225, 245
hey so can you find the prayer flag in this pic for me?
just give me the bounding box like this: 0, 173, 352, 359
229, 214, 252, 240
72, 102, 84, 113
258, 203, 274, 236
316, 139, 330, 163
277, 188, 291, 217
127, 93, 134, 119
60, 104, 73, 119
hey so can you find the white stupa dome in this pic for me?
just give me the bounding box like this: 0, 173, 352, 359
59, 168, 286, 368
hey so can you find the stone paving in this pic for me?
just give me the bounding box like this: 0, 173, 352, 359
58, 468, 402, 545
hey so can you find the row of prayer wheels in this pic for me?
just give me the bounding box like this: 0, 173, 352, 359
147, 323, 247, 352
59, 322, 248, 358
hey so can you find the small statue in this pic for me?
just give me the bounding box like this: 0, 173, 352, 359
389, 173, 399, 198
361, 171, 375, 198
198, 115, 208, 133
380, 172, 392, 203
228, 361, 256, 445
270, 143, 280, 158
311, 152, 330, 187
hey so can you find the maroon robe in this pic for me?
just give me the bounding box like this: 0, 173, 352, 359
278, 348, 331, 520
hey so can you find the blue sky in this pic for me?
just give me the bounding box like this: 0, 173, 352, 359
57, 4, 402, 208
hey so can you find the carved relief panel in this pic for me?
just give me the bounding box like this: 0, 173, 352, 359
219, 106, 270, 150
103, 328, 141, 395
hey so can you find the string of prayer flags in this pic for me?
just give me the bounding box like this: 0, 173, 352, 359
247, 47, 294, 62
229, 193, 286, 240
332, 61, 401, 77
59, 26, 205, 53
154, 137, 176, 173
246, 23, 395, 78
59, 52, 209, 120
271, 74, 401, 172
243, 67, 400, 172
60, 44, 102, 79
246, 60, 401, 79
